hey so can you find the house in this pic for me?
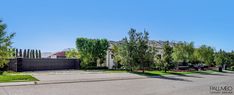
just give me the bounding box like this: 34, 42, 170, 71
42, 51, 66, 59
48, 51, 66, 59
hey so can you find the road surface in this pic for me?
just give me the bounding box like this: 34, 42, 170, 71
0, 72, 233, 95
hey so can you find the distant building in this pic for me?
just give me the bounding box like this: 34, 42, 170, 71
41, 52, 53, 58
48, 51, 66, 59
42, 51, 67, 59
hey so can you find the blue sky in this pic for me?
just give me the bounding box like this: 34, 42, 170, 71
1, 0, 234, 52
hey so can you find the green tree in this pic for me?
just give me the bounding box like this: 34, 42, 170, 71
19, 49, 22, 57
30, 50, 35, 59
196, 45, 214, 66
23, 49, 27, 58
65, 48, 80, 59
162, 41, 173, 72
215, 50, 233, 70
12, 48, 16, 58
0, 20, 15, 68
112, 29, 156, 72
111, 44, 122, 68
15, 49, 18, 57
214, 49, 225, 67
38, 50, 41, 58
76, 38, 109, 68
27, 49, 30, 58
35, 50, 38, 58
172, 42, 194, 66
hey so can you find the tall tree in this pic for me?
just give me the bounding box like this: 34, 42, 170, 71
12, 48, 16, 58
27, 49, 30, 58
162, 41, 173, 72
35, 50, 38, 58
30, 50, 33, 59
38, 50, 41, 58
116, 29, 156, 72
0, 20, 15, 68
23, 49, 27, 58
196, 45, 214, 66
15, 49, 18, 57
19, 49, 22, 57
172, 42, 194, 65
76, 38, 109, 67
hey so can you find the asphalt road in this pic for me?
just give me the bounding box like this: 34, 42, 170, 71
0, 72, 233, 95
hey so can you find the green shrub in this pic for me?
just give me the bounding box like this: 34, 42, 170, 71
231, 66, 234, 71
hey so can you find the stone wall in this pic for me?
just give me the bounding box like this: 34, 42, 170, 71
8, 58, 80, 72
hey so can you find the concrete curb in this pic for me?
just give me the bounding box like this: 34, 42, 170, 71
36, 77, 148, 85
0, 77, 147, 87
0, 82, 35, 87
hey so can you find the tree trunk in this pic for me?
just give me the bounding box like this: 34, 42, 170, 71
164, 67, 167, 73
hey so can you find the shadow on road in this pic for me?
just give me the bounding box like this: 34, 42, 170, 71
192, 71, 227, 76
167, 72, 203, 78
130, 72, 192, 82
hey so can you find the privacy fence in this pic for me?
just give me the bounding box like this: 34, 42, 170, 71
8, 58, 80, 72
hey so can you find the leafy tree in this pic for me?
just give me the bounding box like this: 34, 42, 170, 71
195, 45, 214, 66
0, 20, 15, 68
65, 48, 80, 59
76, 38, 109, 67
162, 41, 173, 72
215, 50, 234, 69
154, 55, 163, 70
111, 44, 122, 68
95, 39, 109, 66
214, 49, 225, 67
172, 42, 194, 65
136, 31, 156, 73
112, 29, 156, 72
12, 48, 16, 58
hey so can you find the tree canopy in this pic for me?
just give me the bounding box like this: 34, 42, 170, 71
172, 42, 194, 64
76, 38, 109, 67
0, 20, 15, 68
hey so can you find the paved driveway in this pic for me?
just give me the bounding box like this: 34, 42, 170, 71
25, 70, 146, 82
0, 71, 233, 95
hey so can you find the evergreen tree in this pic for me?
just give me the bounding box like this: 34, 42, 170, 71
32, 50, 35, 59
15, 49, 18, 57
162, 41, 173, 72
0, 20, 15, 68
23, 49, 27, 58
27, 49, 30, 58
38, 50, 41, 58
12, 48, 16, 58
30, 50, 33, 58
35, 50, 38, 58
19, 49, 22, 57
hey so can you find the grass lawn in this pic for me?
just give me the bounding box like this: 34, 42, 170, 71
0, 71, 38, 83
